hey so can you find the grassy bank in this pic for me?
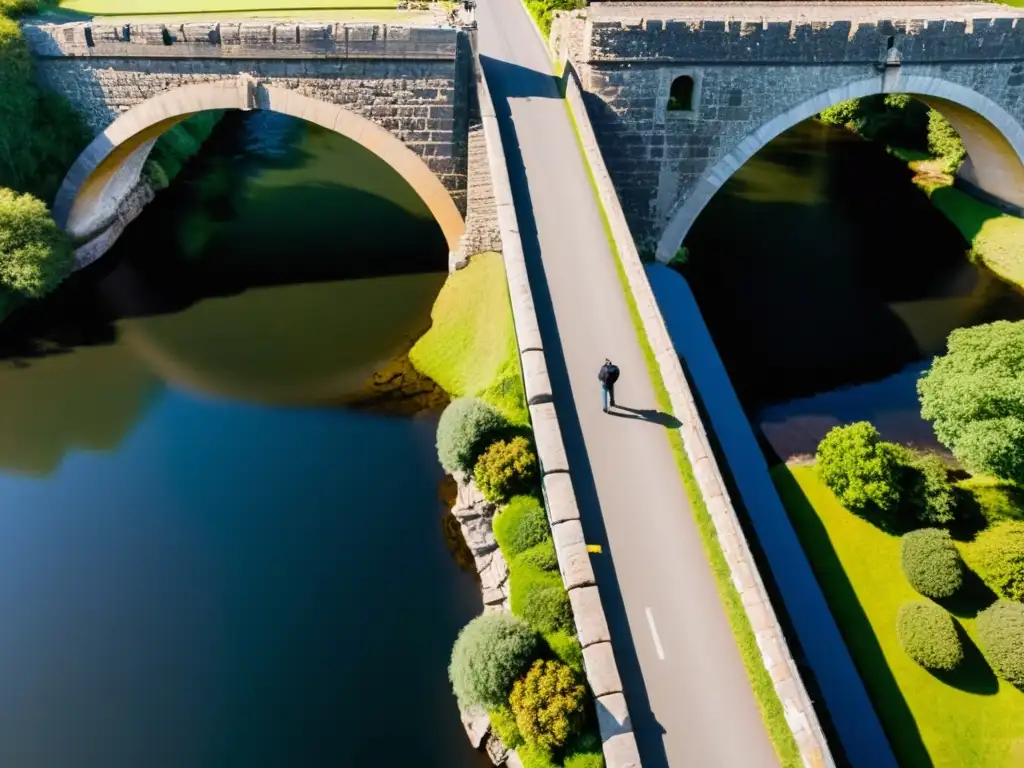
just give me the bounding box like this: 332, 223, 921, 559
772, 464, 1024, 768
561, 96, 802, 768
895, 150, 1024, 291
410, 252, 528, 424
56, 0, 394, 14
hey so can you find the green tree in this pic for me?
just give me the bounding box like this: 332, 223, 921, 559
900, 452, 958, 525
918, 321, 1024, 484
928, 110, 967, 174
0, 189, 73, 298
816, 422, 904, 514
509, 659, 587, 748
436, 397, 510, 474
449, 612, 540, 709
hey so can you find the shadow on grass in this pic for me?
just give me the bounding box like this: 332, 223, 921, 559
772, 466, 932, 768
935, 568, 997, 620
926, 621, 999, 696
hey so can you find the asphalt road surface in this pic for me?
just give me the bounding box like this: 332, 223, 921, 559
476, 2, 782, 766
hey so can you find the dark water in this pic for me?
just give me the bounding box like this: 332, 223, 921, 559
0, 111, 491, 768
681, 120, 1024, 433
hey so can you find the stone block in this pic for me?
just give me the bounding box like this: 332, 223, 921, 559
601, 731, 642, 768
528, 402, 570, 475
582, 641, 623, 697
594, 691, 632, 736
182, 22, 219, 45
520, 348, 552, 405
568, 585, 609, 646
542, 473, 580, 525
557, 539, 597, 592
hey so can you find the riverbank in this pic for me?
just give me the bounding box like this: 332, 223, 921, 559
772, 463, 1024, 768
895, 148, 1024, 293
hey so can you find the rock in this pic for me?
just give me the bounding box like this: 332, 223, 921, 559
461, 514, 498, 557
452, 479, 495, 521
461, 706, 491, 750
479, 548, 510, 605
484, 730, 510, 765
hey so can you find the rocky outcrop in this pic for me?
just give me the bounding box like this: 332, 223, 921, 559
450, 475, 510, 609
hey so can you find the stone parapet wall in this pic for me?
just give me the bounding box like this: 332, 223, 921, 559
451, 121, 503, 270
557, 57, 833, 768
472, 43, 642, 768
549, 10, 1024, 253
24, 20, 458, 60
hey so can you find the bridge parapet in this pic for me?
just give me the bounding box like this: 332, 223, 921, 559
24, 20, 458, 60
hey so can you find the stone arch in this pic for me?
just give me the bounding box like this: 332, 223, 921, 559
655, 74, 1024, 263
54, 78, 465, 263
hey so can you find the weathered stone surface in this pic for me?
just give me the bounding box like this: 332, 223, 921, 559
504, 750, 524, 768
601, 731, 643, 768
542, 472, 580, 524
594, 691, 632, 737
528, 402, 570, 474
568, 585, 609, 647
556, 540, 596, 591
484, 730, 509, 765
461, 706, 490, 749
582, 641, 623, 698
449, 476, 510, 610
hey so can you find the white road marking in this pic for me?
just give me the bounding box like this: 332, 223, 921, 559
645, 606, 666, 661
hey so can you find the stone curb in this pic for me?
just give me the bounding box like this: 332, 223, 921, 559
472, 38, 642, 768
557, 56, 834, 768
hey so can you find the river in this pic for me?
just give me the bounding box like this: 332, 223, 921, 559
678, 119, 1024, 461
0, 111, 492, 767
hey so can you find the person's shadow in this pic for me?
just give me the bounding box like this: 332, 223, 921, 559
607, 404, 682, 428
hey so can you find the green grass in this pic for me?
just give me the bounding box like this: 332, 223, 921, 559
560, 86, 802, 768
410, 251, 528, 424
56, 0, 395, 14
895, 149, 1024, 291
773, 464, 1024, 768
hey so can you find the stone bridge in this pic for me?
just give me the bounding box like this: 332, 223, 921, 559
551, 2, 1024, 261
24, 19, 472, 263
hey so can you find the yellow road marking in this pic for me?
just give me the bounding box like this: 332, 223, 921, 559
587, 544, 603, 554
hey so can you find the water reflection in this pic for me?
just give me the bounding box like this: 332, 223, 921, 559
0, 111, 491, 768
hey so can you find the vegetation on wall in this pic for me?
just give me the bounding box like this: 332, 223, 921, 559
0, 0, 89, 320
143, 111, 225, 191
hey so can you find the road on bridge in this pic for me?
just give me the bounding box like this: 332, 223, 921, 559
476, 2, 781, 767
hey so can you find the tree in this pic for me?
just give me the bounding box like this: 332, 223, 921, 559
0, 189, 73, 299
900, 452, 957, 525
449, 613, 540, 709
509, 659, 586, 748
928, 110, 967, 174
816, 422, 904, 514
918, 321, 1024, 484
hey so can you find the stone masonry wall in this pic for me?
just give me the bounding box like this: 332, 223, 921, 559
25, 21, 470, 210
551, 11, 1024, 251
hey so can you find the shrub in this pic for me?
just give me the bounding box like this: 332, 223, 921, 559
0, 189, 73, 299
488, 704, 524, 749
901, 528, 964, 598
900, 452, 958, 525
516, 538, 559, 572
494, 495, 550, 557
517, 743, 558, 768
510, 659, 587, 749
816, 422, 904, 513
544, 631, 584, 674
969, 522, 1024, 602
474, 435, 538, 502
896, 601, 963, 671
976, 600, 1024, 687
565, 752, 605, 768
928, 110, 967, 173
436, 397, 510, 474
511, 564, 574, 634
918, 320, 1024, 485
449, 612, 541, 709
0, 0, 38, 17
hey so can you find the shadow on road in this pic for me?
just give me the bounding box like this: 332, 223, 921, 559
607, 404, 682, 428
480, 53, 672, 768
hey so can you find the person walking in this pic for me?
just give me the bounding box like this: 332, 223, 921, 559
598, 358, 620, 413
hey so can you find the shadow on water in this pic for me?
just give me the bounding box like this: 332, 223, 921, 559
772, 466, 932, 767
480, 53, 672, 768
